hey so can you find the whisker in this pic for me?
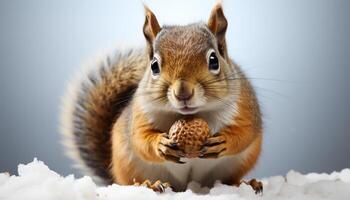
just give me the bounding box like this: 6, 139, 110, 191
205, 93, 239, 114
201, 69, 291, 86
253, 86, 289, 98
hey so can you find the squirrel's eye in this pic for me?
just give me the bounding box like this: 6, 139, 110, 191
208, 51, 220, 74
151, 58, 160, 77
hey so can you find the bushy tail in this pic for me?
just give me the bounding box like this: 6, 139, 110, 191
60, 49, 146, 184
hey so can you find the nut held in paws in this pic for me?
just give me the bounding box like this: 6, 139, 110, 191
169, 118, 210, 158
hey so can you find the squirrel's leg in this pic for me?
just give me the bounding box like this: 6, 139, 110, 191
132, 108, 185, 164
132, 129, 186, 164
200, 123, 262, 159
133, 179, 171, 193
111, 108, 185, 186
200, 125, 263, 194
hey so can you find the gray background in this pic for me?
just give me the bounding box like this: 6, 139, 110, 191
0, 0, 349, 179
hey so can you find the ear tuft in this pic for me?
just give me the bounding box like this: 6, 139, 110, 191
207, 1, 228, 56
143, 5, 161, 52
208, 2, 227, 35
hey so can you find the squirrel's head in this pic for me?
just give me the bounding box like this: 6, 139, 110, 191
139, 2, 240, 115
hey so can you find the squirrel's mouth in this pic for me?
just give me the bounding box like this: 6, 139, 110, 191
178, 106, 198, 115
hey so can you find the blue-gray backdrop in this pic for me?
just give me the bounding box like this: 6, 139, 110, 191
0, 0, 349, 179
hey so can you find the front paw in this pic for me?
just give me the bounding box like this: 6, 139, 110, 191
157, 134, 186, 164
199, 134, 226, 159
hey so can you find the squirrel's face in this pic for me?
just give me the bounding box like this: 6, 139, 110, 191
139, 4, 239, 115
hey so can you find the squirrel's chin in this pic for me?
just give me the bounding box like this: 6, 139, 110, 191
176, 106, 199, 115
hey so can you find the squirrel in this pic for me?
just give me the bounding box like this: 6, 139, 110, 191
61, 2, 263, 193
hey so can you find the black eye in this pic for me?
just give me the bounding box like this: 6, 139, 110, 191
151, 58, 160, 76
208, 52, 219, 72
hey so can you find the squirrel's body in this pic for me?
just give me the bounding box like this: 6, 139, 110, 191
61, 3, 262, 192
112, 78, 261, 190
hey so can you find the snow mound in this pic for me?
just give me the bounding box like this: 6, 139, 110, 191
1, 159, 350, 200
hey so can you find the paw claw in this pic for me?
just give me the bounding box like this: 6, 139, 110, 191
169, 142, 178, 148
244, 179, 263, 194
158, 135, 186, 163
200, 147, 207, 154
134, 179, 171, 193
198, 141, 226, 159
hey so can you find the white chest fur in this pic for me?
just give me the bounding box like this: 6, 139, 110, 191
164, 155, 242, 184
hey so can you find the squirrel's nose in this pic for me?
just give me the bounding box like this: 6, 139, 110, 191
175, 89, 194, 101
173, 80, 194, 101
173, 79, 194, 101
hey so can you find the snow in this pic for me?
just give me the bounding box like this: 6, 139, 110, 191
1, 159, 350, 200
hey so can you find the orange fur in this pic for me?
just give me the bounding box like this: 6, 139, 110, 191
131, 104, 164, 163
111, 104, 165, 185
111, 111, 137, 185
210, 79, 262, 184
233, 134, 262, 184
221, 81, 262, 156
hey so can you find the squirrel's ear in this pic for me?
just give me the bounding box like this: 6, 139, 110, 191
143, 5, 161, 58
207, 2, 228, 57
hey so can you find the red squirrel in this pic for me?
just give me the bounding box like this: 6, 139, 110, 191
61, 2, 263, 193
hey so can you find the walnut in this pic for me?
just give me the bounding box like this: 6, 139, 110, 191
169, 118, 210, 158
